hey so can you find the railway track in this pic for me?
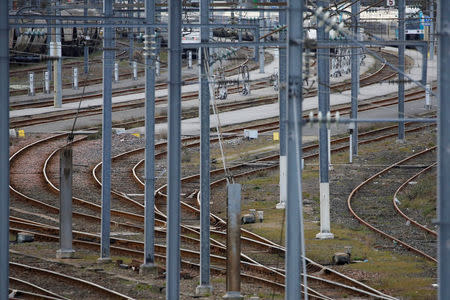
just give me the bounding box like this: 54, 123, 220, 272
9, 126, 412, 298
347, 147, 437, 263
10, 50, 403, 130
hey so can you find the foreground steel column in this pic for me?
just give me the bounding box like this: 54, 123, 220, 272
83, 0, 89, 74
0, 0, 10, 296
141, 0, 157, 273
166, 0, 182, 296
430, 1, 435, 61
57, 147, 75, 259
223, 184, 243, 300
438, 2, 450, 299
286, 0, 305, 297
316, 0, 333, 240
99, 0, 113, 261
351, 0, 360, 156
277, 7, 287, 210
398, 0, 405, 140
53, 0, 62, 108
196, 0, 212, 295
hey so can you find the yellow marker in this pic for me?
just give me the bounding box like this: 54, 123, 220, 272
273, 131, 279, 141
18, 130, 25, 138
132, 133, 140, 138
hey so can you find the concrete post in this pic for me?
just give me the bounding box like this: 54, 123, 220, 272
28, 72, 35, 96
57, 147, 75, 259
425, 84, 432, 109
73, 67, 78, 90
438, 1, 450, 297
99, 0, 113, 263
286, 0, 306, 296
316, 0, 333, 240
398, 0, 405, 141
140, 0, 157, 275
223, 184, 243, 300
0, 0, 10, 295
133, 61, 138, 80
156, 59, 160, 76
351, 0, 360, 156
196, 0, 212, 294
188, 50, 193, 69
114, 61, 119, 82
277, 8, 287, 210
166, 0, 182, 296
44, 71, 50, 94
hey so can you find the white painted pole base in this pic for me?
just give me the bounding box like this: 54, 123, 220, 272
349, 134, 353, 163
316, 182, 334, 239
276, 155, 287, 209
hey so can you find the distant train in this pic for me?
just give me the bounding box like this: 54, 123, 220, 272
9, 8, 101, 62
405, 9, 425, 41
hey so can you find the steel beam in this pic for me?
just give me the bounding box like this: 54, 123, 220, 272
140, 0, 157, 274
277, 6, 287, 210
53, 0, 62, 108
316, 0, 333, 240
0, 0, 10, 296
196, 0, 212, 294
166, 0, 182, 296
286, 0, 305, 297
350, 0, 360, 157
438, 2, 450, 299
398, 0, 405, 140
84, 0, 89, 74
99, 0, 113, 262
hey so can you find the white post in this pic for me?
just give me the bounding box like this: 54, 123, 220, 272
132, 60, 138, 80
188, 50, 193, 69
276, 155, 287, 209
156, 58, 160, 76
44, 71, 50, 94
114, 61, 119, 82
72, 67, 78, 90
328, 129, 331, 169
28, 72, 34, 96
425, 84, 431, 110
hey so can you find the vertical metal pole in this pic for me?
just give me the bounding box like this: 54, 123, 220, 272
53, 0, 62, 108
223, 184, 243, 300
44, 71, 50, 94
430, 1, 435, 61
128, 0, 134, 63
398, 0, 405, 141
316, 0, 333, 240
29, 72, 35, 96
166, 0, 182, 296
0, 0, 10, 295
286, 0, 305, 297
259, 5, 264, 73
47, 4, 52, 81
277, 7, 287, 210
421, 45, 428, 85
254, 19, 260, 62
351, 0, 360, 156
99, 0, 113, 262
57, 147, 75, 259
438, 1, 450, 299
196, 0, 212, 295
84, 0, 89, 74
140, 0, 157, 274
133, 61, 138, 80
73, 67, 78, 90
188, 51, 193, 69
114, 62, 119, 82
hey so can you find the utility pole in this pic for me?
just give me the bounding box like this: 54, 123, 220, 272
286, 0, 305, 297
196, 0, 212, 294
438, 3, 450, 300
430, 1, 435, 61
316, 0, 333, 240
276, 5, 287, 210
166, 0, 182, 297
47, 3, 52, 81
99, 0, 113, 263
0, 0, 10, 296
53, 0, 62, 108
140, 0, 157, 274
398, 0, 405, 141
84, 0, 89, 74
351, 0, 360, 157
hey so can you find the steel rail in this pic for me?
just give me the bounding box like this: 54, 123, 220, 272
347, 147, 437, 263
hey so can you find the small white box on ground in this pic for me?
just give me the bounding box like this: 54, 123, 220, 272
244, 129, 258, 139
112, 128, 126, 134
